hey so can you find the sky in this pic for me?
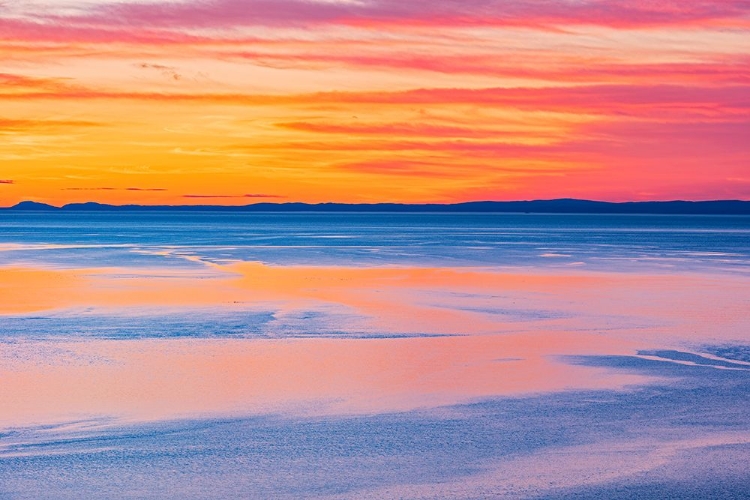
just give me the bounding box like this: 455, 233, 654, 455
1, 0, 749, 206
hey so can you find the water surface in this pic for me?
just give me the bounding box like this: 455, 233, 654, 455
1, 212, 749, 498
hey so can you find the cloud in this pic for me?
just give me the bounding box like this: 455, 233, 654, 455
5, 83, 748, 123
297, 84, 750, 113
277, 121, 527, 139
0, 73, 83, 96
338, 159, 571, 177
232, 50, 750, 85
1, 1, 747, 48
0, 118, 101, 134
0, 179, 13, 185
136, 63, 182, 81
182, 193, 285, 198
64, 0, 750, 31
337, 159, 480, 178
0, 17, 205, 45
63, 187, 167, 191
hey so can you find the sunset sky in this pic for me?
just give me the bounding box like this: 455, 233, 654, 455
1, 0, 749, 206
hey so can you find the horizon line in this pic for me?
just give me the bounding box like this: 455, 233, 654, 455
3, 198, 750, 215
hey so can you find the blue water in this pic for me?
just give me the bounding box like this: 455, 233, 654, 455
2, 361, 749, 499
1, 212, 749, 499
1, 212, 749, 272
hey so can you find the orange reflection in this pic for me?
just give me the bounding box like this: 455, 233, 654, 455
2, 263, 749, 341
0, 267, 85, 314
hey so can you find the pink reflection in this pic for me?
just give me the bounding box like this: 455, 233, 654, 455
0, 332, 653, 428
2, 262, 749, 429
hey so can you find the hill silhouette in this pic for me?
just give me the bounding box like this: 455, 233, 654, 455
4, 199, 750, 214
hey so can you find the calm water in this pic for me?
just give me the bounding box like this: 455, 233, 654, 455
1, 212, 749, 271
1, 212, 749, 499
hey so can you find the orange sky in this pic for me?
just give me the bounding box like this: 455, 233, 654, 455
1, 1, 749, 206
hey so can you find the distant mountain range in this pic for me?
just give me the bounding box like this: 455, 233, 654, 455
4, 199, 750, 214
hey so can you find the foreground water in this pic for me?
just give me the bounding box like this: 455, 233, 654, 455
1, 212, 749, 498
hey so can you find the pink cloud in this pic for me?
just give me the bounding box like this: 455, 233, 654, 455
4, 0, 748, 44
233, 50, 750, 85
308, 84, 750, 113
0, 16, 206, 45
5, 81, 748, 122
81, 0, 750, 30
269, 118, 750, 158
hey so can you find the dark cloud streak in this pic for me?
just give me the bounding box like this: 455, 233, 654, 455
63, 187, 167, 191
183, 193, 285, 198
135, 62, 182, 81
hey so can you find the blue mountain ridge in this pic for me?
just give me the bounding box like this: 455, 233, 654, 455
4, 199, 750, 214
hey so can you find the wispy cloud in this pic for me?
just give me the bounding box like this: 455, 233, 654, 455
182, 194, 285, 199
5, 83, 748, 118
0, 1, 746, 51
277, 121, 528, 139
135, 62, 182, 81
0, 118, 101, 133
63, 187, 167, 191
231, 50, 750, 85
43, 0, 750, 31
